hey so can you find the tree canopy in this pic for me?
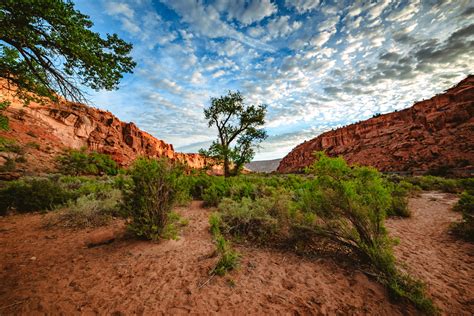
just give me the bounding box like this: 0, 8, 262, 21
200, 91, 267, 177
0, 0, 136, 129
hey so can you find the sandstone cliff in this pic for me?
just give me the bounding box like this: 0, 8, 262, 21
278, 76, 474, 176
0, 82, 209, 175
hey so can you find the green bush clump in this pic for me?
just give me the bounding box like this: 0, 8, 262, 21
0, 137, 23, 154
46, 189, 122, 228
216, 188, 293, 243
122, 157, 183, 240
0, 177, 73, 215
300, 152, 435, 313
387, 181, 413, 217
405, 175, 460, 193
58, 148, 119, 176
451, 190, 474, 241
202, 181, 230, 207
208, 212, 240, 276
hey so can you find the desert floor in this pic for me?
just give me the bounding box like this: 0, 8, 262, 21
1, 192, 472, 315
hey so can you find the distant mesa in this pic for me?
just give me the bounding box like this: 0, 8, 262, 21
245, 158, 282, 173
278, 75, 474, 177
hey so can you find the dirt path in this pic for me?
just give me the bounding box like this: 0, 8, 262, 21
1, 200, 415, 315
387, 192, 474, 315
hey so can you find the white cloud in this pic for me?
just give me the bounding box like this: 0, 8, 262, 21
105, 1, 135, 18
214, 0, 277, 25
386, 0, 420, 22
264, 15, 302, 40
285, 0, 320, 13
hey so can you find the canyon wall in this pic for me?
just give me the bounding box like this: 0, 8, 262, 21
278, 76, 474, 176
0, 82, 209, 174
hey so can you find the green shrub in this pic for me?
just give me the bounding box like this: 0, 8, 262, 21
45, 189, 121, 228
301, 152, 434, 313
57, 148, 118, 176
122, 157, 183, 240
216, 188, 293, 243
0, 137, 23, 154
0, 177, 73, 215
405, 176, 460, 193
387, 181, 412, 217
211, 235, 240, 276
208, 212, 240, 276
451, 191, 474, 241
0, 157, 16, 172
202, 182, 229, 207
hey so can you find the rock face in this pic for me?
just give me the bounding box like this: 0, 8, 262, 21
0, 82, 210, 174
278, 76, 474, 176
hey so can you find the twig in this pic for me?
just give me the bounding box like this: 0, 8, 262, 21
0, 299, 27, 310
198, 273, 215, 289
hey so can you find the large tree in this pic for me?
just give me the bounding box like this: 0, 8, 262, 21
200, 91, 267, 177
0, 0, 136, 129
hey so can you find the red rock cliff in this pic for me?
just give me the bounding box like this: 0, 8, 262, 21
0, 82, 209, 174
278, 76, 474, 176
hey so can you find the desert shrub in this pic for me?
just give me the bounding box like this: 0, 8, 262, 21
26, 141, 40, 149
301, 152, 434, 313
122, 157, 183, 240
202, 181, 230, 207
405, 176, 460, 193
160, 211, 189, 240
188, 173, 214, 199
0, 157, 16, 172
0, 177, 73, 215
58, 148, 118, 176
208, 212, 240, 276
212, 235, 240, 276
387, 181, 412, 217
0, 137, 23, 154
46, 189, 121, 228
216, 188, 293, 243
451, 190, 474, 241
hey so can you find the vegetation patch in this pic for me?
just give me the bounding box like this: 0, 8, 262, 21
57, 148, 119, 176
451, 190, 474, 241
45, 189, 122, 229
122, 157, 183, 241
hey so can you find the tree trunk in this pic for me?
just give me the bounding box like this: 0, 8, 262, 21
224, 155, 230, 178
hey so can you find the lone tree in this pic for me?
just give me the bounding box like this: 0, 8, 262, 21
0, 0, 136, 129
200, 91, 267, 177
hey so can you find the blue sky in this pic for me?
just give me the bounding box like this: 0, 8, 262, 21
74, 0, 473, 160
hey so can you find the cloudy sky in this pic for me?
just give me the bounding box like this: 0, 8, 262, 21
74, 0, 473, 160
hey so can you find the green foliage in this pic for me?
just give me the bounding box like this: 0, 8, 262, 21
26, 141, 40, 149
0, 137, 23, 154
217, 189, 293, 243
208, 212, 240, 276
161, 211, 189, 240
0, 0, 136, 105
0, 157, 16, 172
122, 158, 183, 240
212, 235, 240, 276
451, 190, 474, 241
0, 177, 73, 215
201, 91, 267, 177
387, 181, 412, 217
404, 175, 461, 193
57, 148, 118, 176
0, 175, 119, 216
0, 101, 9, 130
45, 189, 121, 228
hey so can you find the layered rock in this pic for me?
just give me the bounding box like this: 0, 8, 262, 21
278, 76, 474, 176
0, 82, 210, 174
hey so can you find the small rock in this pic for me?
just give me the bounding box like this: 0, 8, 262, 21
30, 256, 37, 261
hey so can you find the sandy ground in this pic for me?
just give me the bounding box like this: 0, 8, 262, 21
387, 192, 474, 315
0, 194, 471, 315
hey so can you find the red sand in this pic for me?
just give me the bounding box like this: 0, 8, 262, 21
0, 194, 472, 314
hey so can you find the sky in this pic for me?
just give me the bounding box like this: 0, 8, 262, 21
74, 0, 473, 160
